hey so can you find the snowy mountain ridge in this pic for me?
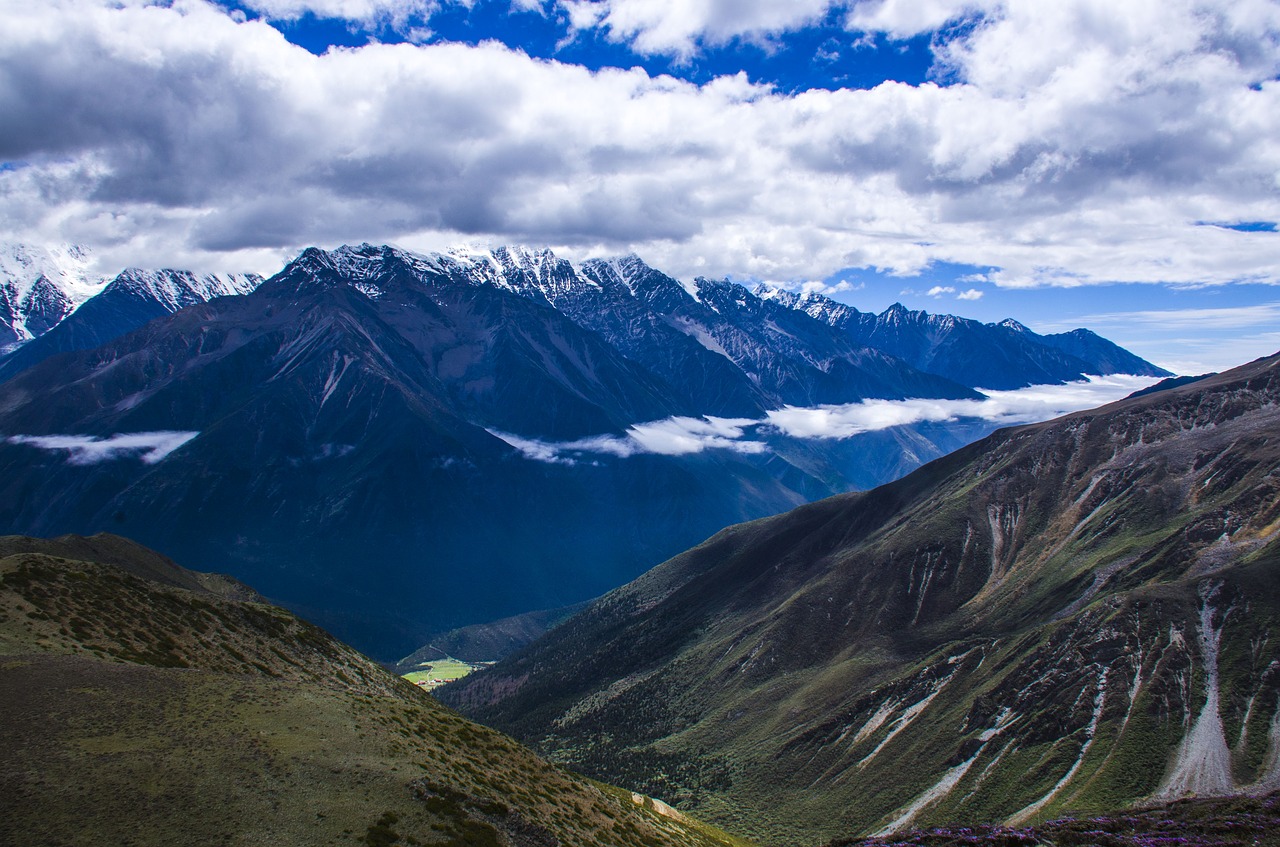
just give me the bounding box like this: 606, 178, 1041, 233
110, 267, 261, 312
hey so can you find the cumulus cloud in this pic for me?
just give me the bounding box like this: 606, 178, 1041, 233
926, 285, 955, 297
557, 0, 840, 57
490, 376, 1157, 462
1, 0, 1279, 287
240, 0, 438, 25
801, 279, 862, 296
5, 431, 199, 464
957, 288, 983, 300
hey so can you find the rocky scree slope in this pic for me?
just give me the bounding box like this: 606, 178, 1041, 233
444, 353, 1280, 844
0, 533, 746, 847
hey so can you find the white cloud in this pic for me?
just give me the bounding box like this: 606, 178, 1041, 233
489, 376, 1158, 462
489, 416, 766, 463
240, 0, 438, 24
845, 0, 990, 40
1, 0, 1279, 289
927, 285, 955, 296
5, 431, 199, 464
765, 374, 1158, 439
557, 0, 840, 57
628, 416, 765, 455
956, 288, 983, 300
801, 279, 862, 296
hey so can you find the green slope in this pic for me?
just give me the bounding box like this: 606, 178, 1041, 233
0, 534, 749, 847
445, 354, 1280, 844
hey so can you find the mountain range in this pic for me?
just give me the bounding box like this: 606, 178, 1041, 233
0, 533, 742, 847
443, 352, 1280, 844
0, 243, 1168, 658
759, 287, 1167, 390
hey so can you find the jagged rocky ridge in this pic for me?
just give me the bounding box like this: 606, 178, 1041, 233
443, 353, 1280, 845
0, 533, 742, 847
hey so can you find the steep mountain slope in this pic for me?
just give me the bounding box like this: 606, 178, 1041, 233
762, 288, 1170, 389
0, 243, 105, 350
445, 353, 1280, 844
0, 533, 744, 847
0, 267, 260, 382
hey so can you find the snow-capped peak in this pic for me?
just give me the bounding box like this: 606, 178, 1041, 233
0, 243, 107, 306
0, 243, 110, 346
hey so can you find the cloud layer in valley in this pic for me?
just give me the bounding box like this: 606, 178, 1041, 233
2, 0, 1278, 291
490, 375, 1158, 463
5, 431, 200, 465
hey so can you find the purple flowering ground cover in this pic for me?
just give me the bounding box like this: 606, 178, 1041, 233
826, 793, 1280, 847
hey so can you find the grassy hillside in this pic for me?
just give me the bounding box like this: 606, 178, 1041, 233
444, 354, 1280, 844
0, 534, 749, 847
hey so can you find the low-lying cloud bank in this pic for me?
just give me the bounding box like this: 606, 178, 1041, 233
5, 431, 199, 465
491, 375, 1159, 464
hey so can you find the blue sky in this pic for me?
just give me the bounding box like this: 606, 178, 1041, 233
3, 0, 1279, 373
241, 1, 940, 93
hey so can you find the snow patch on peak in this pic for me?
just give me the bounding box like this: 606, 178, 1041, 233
448, 244, 601, 301
753, 284, 798, 308
998, 318, 1031, 334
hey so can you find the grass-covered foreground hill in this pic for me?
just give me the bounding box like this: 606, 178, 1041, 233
444, 353, 1280, 844
0, 533, 747, 847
